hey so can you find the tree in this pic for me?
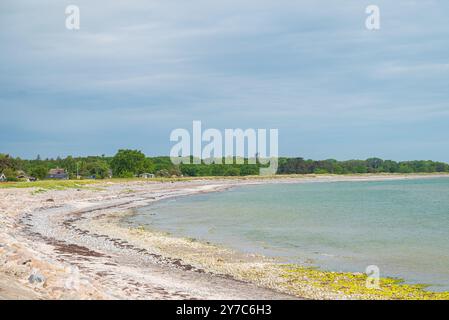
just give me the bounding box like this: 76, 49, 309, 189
85, 160, 110, 179
2, 168, 18, 181
224, 167, 240, 176
30, 166, 48, 180
156, 169, 170, 177
435, 162, 448, 172
366, 158, 384, 172
180, 165, 197, 177
211, 165, 226, 176
110, 150, 154, 177
142, 158, 155, 174
61, 156, 76, 176
240, 164, 259, 176
398, 164, 413, 173
169, 166, 182, 177
0, 154, 16, 172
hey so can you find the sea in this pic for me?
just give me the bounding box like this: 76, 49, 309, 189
127, 177, 449, 291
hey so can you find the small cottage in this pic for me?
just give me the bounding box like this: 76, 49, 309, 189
0, 173, 6, 182
47, 168, 69, 180
16, 170, 33, 182
139, 173, 155, 179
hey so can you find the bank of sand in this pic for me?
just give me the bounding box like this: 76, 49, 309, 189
1, 174, 448, 300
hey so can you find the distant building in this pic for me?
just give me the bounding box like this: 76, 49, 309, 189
47, 168, 69, 180
0, 173, 6, 182
16, 170, 34, 182
16, 174, 30, 182
139, 173, 155, 179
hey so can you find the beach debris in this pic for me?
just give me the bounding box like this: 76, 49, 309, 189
65, 266, 80, 290
28, 269, 46, 284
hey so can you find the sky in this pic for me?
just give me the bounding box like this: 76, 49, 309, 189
1, 0, 449, 161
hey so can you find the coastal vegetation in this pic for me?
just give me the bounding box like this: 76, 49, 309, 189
1, 151, 449, 181
0, 179, 98, 190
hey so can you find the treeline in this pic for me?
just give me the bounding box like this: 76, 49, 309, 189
1, 151, 449, 181
277, 157, 449, 174
0, 151, 261, 180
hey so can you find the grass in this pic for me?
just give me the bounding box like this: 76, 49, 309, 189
0, 177, 199, 190
0, 179, 98, 190
0, 175, 279, 189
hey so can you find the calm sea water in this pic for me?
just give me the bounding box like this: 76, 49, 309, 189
128, 178, 449, 291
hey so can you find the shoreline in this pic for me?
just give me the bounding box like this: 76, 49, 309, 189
1, 173, 449, 299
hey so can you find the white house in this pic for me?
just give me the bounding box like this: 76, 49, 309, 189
0, 173, 7, 182
139, 173, 155, 179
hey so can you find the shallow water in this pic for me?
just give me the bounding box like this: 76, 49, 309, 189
128, 178, 449, 291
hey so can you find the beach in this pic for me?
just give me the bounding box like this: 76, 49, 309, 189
1, 174, 449, 300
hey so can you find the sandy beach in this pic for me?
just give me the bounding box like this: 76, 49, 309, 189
1, 174, 448, 300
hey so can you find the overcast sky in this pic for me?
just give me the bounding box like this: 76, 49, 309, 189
1, 1, 449, 161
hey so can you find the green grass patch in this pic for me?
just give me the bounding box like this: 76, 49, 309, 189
0, 179, 98, 190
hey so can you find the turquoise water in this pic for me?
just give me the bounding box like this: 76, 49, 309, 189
128, 178, 449, 291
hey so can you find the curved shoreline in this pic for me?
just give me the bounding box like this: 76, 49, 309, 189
1, 174, 449, 299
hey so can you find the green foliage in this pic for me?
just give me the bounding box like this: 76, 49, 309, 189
1, 151, 449, 181
110, 149, 154, 178
276, 158, 449, 175
2, 168, 18, 181
398, 164, 414, 173
85, 160, 110, 179
239, 164, 259, 176
224, 167, 240, 176
0, 154, 19, 173
152, 156, 175, 172
155, 169, 170, 177
0, 180, 97, 190
30, 165, 48, 180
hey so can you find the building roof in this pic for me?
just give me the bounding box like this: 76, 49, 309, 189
49, 168, 66, 175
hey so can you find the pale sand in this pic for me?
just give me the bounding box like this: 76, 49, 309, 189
1, 174, 447, 299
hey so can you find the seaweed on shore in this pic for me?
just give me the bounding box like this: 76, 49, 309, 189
280, 265, 449, 300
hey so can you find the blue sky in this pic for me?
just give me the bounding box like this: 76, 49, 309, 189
1, 1, 449, 161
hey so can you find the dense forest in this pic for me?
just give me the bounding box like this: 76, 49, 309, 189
1, 150, 449, 181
